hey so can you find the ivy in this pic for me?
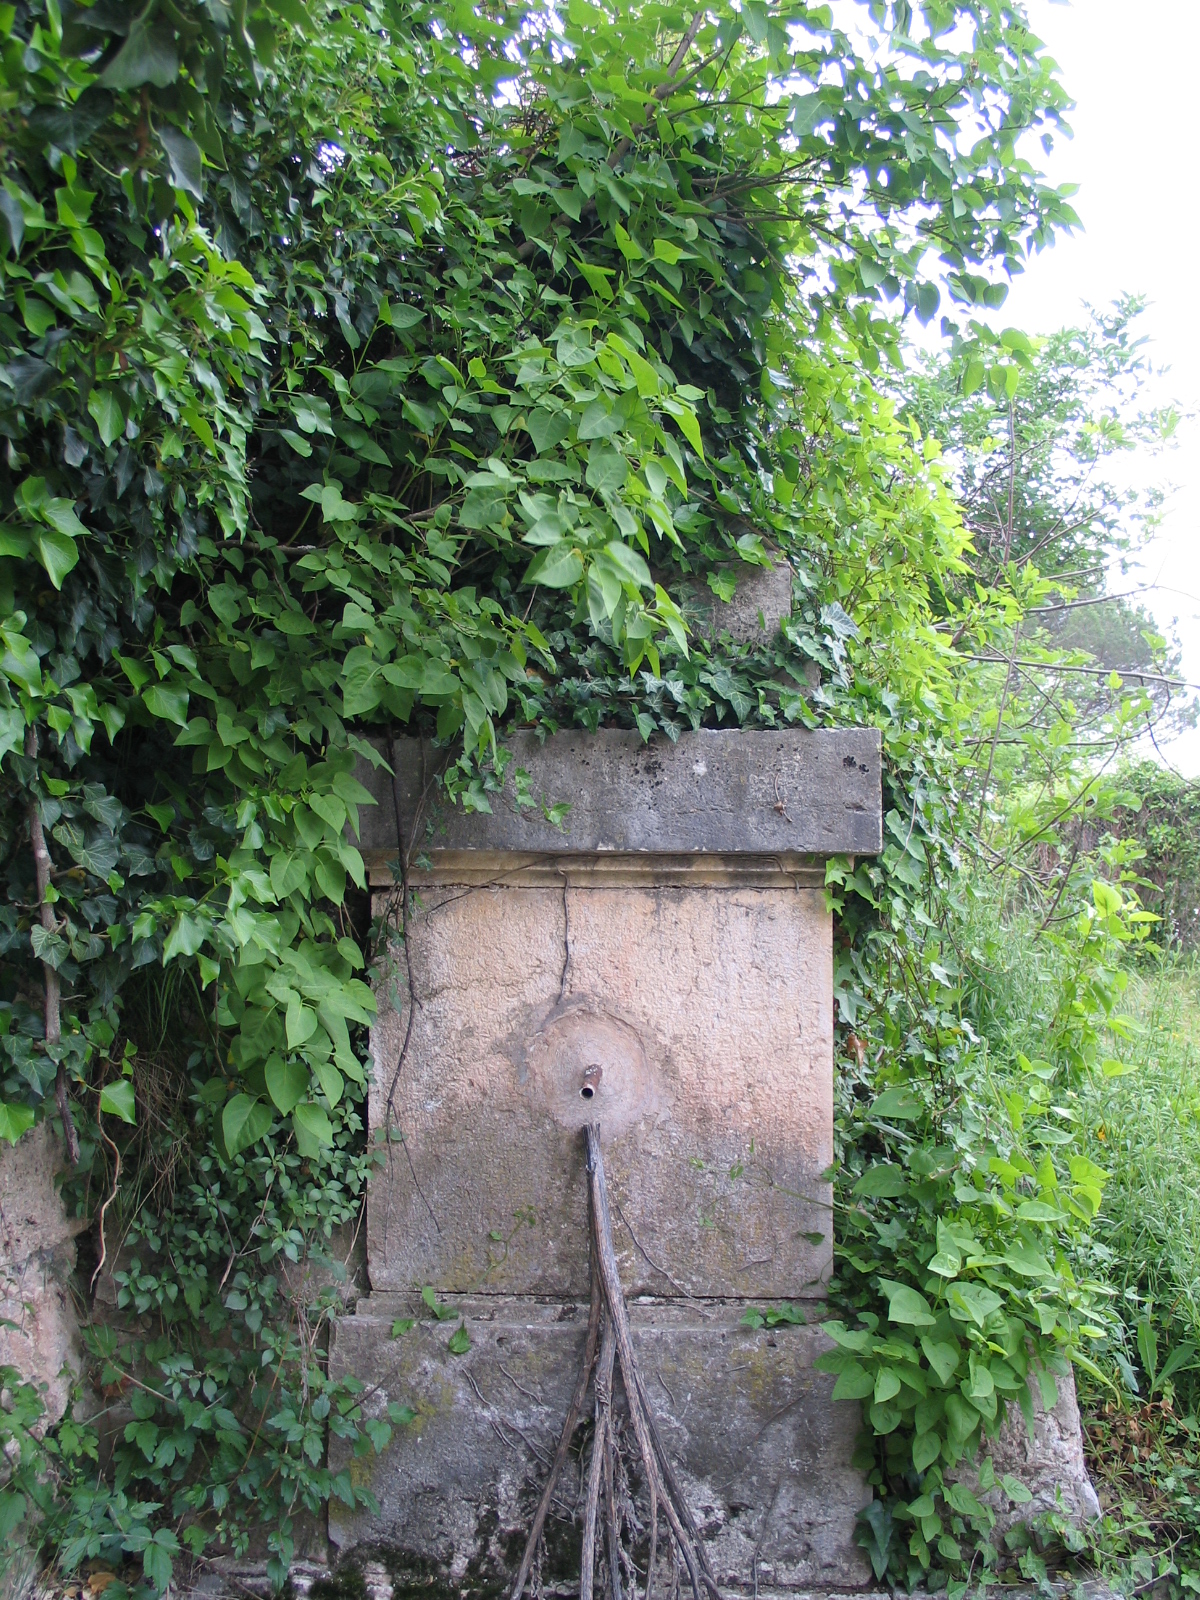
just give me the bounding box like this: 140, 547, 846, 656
0, 0, 1166, 1589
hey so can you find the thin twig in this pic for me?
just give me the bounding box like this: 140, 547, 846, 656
509, 1208, 604, 1600
90, 1120, 121, 1294
384, 733, 438, 1232
582, 1317, 617, 1600
514, 1126, 722, 1600
586, 1125, 716, 1600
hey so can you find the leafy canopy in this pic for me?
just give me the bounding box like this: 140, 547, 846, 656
0, 0, 1119, 1587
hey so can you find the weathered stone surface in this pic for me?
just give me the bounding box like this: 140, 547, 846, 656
343, 726, 881, 1586
357, 728, 882, 869
367, 880, 834, 1300
0, 1122, 81, 1427
684, 560, 795, 645
328, 1296, 871, 1592
956, 1364, 1101, 1534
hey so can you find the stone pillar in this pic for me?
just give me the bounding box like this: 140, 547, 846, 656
330, 729, 882, 1593
0, 1121, 82, 1428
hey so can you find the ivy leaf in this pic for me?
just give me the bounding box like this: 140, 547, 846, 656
143, 683, 190, 725
524, 544, 583, 589
852, 1163, 908, 1198
528, 408, 570, 454
874, 1368, 901, 1403
99, 1079, 136, 1124
0, 190, 24, 256
0, 1103, 35, 1144
163, 912, 206, 962
912, 1430, 941, 1472
602, 541, 650, 588
87, 387, 125, 447
159, 126, 204, 197
1001, 1473, 1033, 1505
870, 1087, 924, 1120
928, 1337, 966, 1388
421, 1285, 457, 1322
447, 1323, 471, 1355
585, 446, 628, 494
30, 923, 69, 969
35, 527, 79, 588
831, 1362, 874, 1401
947, 1282, 1004, 1328
292, 1100, 333, 1155
100, 16, 180, 88
285, 996, 319, 1049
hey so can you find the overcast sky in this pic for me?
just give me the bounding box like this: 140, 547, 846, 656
996, 0, 1200, 773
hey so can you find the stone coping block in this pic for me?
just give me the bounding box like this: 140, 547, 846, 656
356, 728, 882, 869
328, 1295, 871, 1592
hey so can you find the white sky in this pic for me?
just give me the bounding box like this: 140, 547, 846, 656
996, 0, 1200, 773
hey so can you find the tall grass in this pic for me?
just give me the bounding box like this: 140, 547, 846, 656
951, 882, 1200, 1402
1080, 962, 1200, 1402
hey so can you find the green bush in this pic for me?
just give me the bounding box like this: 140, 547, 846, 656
1111, 766, 1200, 951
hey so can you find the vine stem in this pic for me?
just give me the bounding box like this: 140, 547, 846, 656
25, 725, 79, 1165
511, 1123, 722, 1600
508, 1203, 603, 1600
90, 1119, 121, 1293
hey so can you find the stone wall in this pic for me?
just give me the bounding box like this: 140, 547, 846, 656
331, 729, 884, 1591
0, 1121, 81, 1428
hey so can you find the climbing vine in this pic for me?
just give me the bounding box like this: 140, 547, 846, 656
0, 0, 1173, 1589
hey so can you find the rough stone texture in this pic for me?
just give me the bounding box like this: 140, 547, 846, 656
684, 560, 795, 645
367, 879, 835, 1301
336, 727, 877, 1588
0, 1122, 81, 1426
957, 1365, 1101, 1533
356, 727, 882, 869
328, 1296, 871, 1591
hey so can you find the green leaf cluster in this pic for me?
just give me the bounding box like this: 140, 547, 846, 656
0, 0, 1130, 1586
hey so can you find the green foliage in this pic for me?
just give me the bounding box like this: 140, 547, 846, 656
0, 1081, 416, 1594
906, 296, 1176, 589
1053, 965, 1200, 1596
0, 0, 1081, 1180
1079, 967, 1200, 1413
0, 0, 1171, 1588
1109, 766, 1200, 950
822, 867, 1150, 1588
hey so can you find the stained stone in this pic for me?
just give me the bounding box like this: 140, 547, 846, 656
331, 729, 882, 1591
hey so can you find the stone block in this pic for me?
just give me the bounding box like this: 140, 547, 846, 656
955, 1364, 1101, 1534
328, 1296, 871, 1592
0, 1122, 82, 1428
683, 561, 795, 646
356, 728, 882, 870
367, 877, 834, 1301
341, 726, 882, 1588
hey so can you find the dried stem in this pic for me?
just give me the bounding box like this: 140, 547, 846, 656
582, 1317, 616, 1600
91, 1119, 121, 1293
585, 1123, 715, 1600
509, 1206, 604, 1600
25, 725, 78, 1165
513, 1123, 721, 1600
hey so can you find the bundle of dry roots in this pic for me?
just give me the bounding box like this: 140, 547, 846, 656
511, 1123, 723, 1600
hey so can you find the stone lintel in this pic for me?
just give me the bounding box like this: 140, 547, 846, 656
357, 727, 881, 872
